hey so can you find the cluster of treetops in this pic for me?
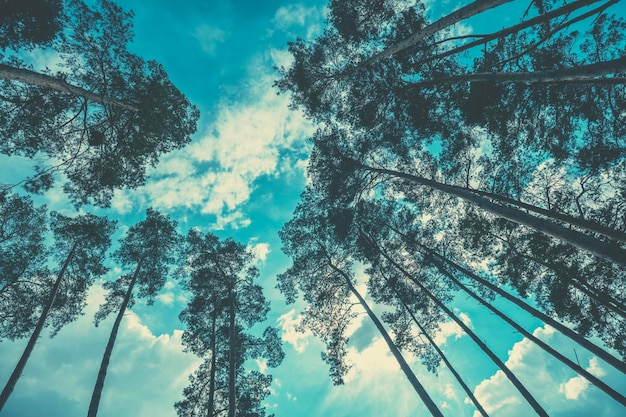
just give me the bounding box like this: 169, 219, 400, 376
1, 0, 626, 416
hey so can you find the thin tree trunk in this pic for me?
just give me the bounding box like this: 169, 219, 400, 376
410, 57, 626, 86
206, 313, 217, 417
418, 0, 612, 67
461, 185, 626, 244
361, 163, 626, 267
372, 241, 550, 417
392, 279, 490, 417
396, 232, 626, 375
0, 242, 77, 412
359, 0, 513, 68
87, 259, 144, 417
0, 63, 139, 112
227, 287, 236, 417
430, 255, 626, 406
329, 263, 444, 417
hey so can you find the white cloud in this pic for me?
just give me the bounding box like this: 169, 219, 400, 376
248, 241, 271, 262
110, 51, 314, 229
193, 24, 226, 55
433, 310, 472, 345
156, 292, 175, 305
277, 309, 312, 354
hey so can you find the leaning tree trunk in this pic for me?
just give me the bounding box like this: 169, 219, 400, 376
410, 57, 626, 86
0, 242, 77, 412
395, 231, 626, 375
429, 255, 626, 406
459, 184, 626, 244
88, 259, 144, 417
329, 263, 444, 417
420, 0, 613, 67
358, 0, 513, 68
371, 241, 550, 417
362, 164, 626, 268
0, 64, 138, 111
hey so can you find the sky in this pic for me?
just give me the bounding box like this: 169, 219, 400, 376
1, 1, 626, 417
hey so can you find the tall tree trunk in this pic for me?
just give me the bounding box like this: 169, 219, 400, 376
361, 163, 626, 267
460, 185, 626, 244
392, 281, 490, 417
410, 57, 626, 86
372, 242, 550, 417
0, 63, 139, 111
359, 0, 513, 68
0, 242, 77, 412
419, 0, 613, 67
88, 259, 144, 417
429, 255, 626, 406
206, 312, 217, 417
329, 263, 444, 417
227, 287, 236, 417
396, 232, 626, 375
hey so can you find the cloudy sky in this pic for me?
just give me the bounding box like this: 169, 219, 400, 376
1, 1, 626, 417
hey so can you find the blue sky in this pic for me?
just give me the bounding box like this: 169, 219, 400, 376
1, 1, 626, 417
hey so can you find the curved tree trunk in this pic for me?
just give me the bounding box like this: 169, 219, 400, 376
88, 259, 144, 417
359, 0, 513, 68
0, 63, 138, 112
362, 164, 626, 267
329, 263, 444, 417
372, 242, 550, 417
430, 255, 626, 406
0, 242, 77, 412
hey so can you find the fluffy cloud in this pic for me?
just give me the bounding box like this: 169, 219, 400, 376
0, 286, 201, 417
110, 50, 314, 229
277, 309, 312, 354
472, 325, 626, 417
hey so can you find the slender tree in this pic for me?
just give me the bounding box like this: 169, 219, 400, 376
89, 208, 178, 417
0, 212, 115, 412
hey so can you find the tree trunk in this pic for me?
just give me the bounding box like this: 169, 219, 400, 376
419, 0, 612, 67
430, 255, 626, 406
372, 242, 550, 417
410, 57, 626, 86
0, 63, 139, 112
227, 287, 236, 417
362, 164, 626, 267
88, 259, 144, 417
0, 242, 77, 412
462, 185, 626, 244
329, 263, 444, 417
359, 0, 513, 68
399, 233, 626, 375
206, 313, 217, 417
393, 283, 490, 417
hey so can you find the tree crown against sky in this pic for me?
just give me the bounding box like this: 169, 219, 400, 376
0, 0, 200, 207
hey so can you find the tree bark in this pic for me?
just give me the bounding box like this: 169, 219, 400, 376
430, 255, 626, 406
0, 63, 139, 112
418, 0, 612, 67
361, 164, 626, 268
227, 286, 236, 417
397, 233, 626, 375
329, 263, 444, 417
206, 313, 217, 417
0, 242, 77, 412
359, 0, 513, 68
410, 57, 626, 86
88, 258, 144, 417
372, 242, 550, 417
461, 185, 626, 244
